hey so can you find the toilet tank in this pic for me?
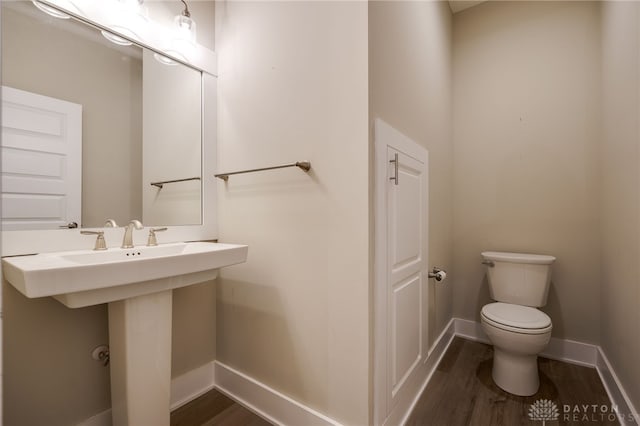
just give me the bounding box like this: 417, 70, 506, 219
481, 251, 556, 307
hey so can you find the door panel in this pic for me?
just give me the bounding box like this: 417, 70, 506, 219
387, 146, 427, 410
3, 101, 65, 135
1, 86, 82, 230
390, 158, 423, 271
374, 118, 428, 425
2, 147, 65, 177
391, 272, 421, 396
2, 194, 66, 220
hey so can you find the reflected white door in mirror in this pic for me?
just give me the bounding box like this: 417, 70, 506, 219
1, 86, 82, 230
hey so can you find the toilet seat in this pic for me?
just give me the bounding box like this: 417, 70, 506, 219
481, 302, 552, 335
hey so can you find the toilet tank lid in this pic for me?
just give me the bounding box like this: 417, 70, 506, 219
481, 251, 556, 265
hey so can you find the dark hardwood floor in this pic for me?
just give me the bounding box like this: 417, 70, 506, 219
406, 337, 618, 426
171, 338, 617, 426
170, 389, 272, 426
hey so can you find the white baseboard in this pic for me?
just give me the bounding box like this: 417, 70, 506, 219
543, 337, 598, 367
170, 361, 216, 410
453, 318, 599, 367
76, 362, 217, 426
79, 360, 341, 426
454, 317, 490, 344
395, 318, 456, 425
596, 348, 640, 426
380, 318, 456, 426
78, 318, 638, 426
215, 361, 341, 426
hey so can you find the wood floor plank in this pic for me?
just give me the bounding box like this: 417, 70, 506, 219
406, 337, 618, 426
171, 390, 236, 426
170, 388, 272, 426
205, 403, 272, 426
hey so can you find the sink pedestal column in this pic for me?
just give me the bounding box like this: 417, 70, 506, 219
108, 290, 173, 426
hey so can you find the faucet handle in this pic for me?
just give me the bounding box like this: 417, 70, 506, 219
147, 228, 168, 246
81, 231, 107, 251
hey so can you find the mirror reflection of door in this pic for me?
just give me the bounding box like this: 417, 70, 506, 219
1, 87, 82, 230
0, 1, 203, 230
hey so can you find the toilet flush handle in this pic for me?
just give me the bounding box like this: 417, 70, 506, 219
481, 260, 495, 267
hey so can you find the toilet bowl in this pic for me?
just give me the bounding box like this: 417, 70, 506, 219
481, 302, 552, 396
480, 251, 556, 396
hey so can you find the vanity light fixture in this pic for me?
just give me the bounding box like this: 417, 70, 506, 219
32, 0, 71, 19
154, 0, 197, 66
174, 0, 197, 45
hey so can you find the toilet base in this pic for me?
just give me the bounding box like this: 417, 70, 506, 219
492, 347, 540, 396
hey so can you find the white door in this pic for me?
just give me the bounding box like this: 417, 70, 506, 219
1, 86, 82, 230
374, 119, 428, 425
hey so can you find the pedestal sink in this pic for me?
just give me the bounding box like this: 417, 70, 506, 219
2, 241, 248, 426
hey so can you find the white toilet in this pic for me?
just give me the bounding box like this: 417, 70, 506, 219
480, 251, 556, 396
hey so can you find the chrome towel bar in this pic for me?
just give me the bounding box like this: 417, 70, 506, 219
215, 161, 311, 181
150, 177, 201, 189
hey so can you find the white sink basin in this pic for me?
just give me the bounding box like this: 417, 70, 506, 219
2, 241, 248, 308
3, 240, 248, 425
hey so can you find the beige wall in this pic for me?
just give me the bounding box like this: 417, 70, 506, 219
3, 284, 110, 426
369, 1, 453, 347
2, 4, 143, 228
601, 0, 640, 414
215, 1, 369, 424
452, 1, 602, 343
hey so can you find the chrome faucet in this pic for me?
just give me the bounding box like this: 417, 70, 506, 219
122, 220, 143, 248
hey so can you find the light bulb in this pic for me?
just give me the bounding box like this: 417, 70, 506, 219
32, 1, 71, 19
102, 0, 148, 46
160, 2, 197, 60
117, 0, 144, 14
101, 30, 133, 46
153, 53, 178, 66
173, 13, 196, 45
